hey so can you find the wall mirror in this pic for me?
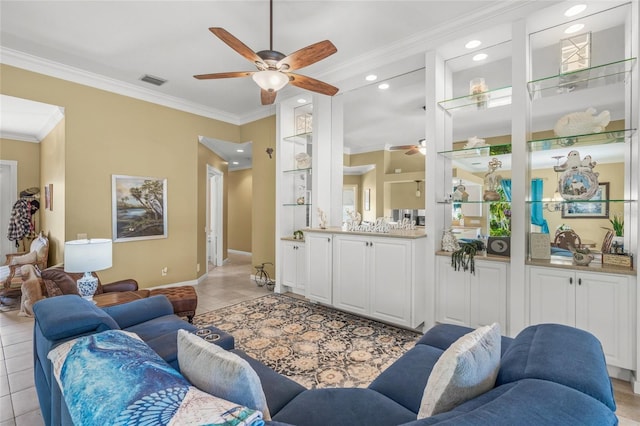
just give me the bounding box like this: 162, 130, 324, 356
341, 67, 425, 223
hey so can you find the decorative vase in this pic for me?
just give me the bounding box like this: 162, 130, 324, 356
573, 251, 594, 266
611, 236, 624, 254
76, 272, 98, 301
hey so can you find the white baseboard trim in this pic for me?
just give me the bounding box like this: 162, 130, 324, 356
146, 279, 199, 290
228, 249, 251, 256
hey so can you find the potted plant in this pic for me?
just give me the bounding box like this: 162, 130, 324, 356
610, 214, 624, 253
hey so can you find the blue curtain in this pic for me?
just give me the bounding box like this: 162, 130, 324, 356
500, 179, 512, 202
531, 178, 549, 233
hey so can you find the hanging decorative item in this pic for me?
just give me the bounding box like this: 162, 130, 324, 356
554, 150, 599, 200
483, 158, 503, 201
553, 107, 610, 137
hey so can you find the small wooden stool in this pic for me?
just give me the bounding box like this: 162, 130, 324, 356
150, 286, 198, 323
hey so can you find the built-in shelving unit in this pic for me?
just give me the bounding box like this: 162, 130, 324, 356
437, 86, 512, 113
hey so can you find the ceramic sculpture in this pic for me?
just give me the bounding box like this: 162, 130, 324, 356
554, 108, 610, 137
295, 152, 311, 169
441, 229, 460, 252
483, 158, 503, 201
317, 208, 327, 229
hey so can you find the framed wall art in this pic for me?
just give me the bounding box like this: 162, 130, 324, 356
112, 175, 167, 242
562, 182, 609, 219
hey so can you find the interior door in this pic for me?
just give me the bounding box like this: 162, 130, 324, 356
0, 160, 18, 263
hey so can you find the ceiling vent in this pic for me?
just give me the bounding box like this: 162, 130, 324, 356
140, 74, 167, 86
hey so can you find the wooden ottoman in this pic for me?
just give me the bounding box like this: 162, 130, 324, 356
150, 286, 198, 323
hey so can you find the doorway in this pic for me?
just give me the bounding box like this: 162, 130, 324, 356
207, 165, 223, 270
0, 160, 18, 263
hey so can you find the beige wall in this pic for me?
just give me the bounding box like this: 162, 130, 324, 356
2, 64, 248, 287
40, 119, 66, 265
0, 137, 41, 251
228, 168, 252, 253
388, 181, 425, 210
241, 116, 276, 278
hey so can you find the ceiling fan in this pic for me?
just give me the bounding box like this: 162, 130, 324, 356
194, 0, 339, 105
389, 139, 426, 155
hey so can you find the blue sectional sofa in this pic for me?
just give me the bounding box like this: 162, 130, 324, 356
33, 295, 618, 426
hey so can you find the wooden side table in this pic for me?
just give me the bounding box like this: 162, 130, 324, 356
93, 291, 144, 308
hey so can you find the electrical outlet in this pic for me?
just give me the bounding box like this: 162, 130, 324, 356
196, 263, 201, 272
161, 267, 168, 276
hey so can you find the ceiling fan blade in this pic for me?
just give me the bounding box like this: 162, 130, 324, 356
287, 73, 339, 96
389, 145, 418, 151
405, 148, 420, 155
209, 27, 263, 66
261, 89, 277, 105
194, 71, 255, 80
277, 40, 337, 71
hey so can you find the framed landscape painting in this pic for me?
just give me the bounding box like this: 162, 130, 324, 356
112, 175, 167, 242
562, 182, 609, 219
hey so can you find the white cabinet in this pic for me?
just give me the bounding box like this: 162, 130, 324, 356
435, 255, 508, 329
528, 266, 634, 369
305, 232, 332, 304
333, 235, 415, 327
306, 230, 425, 328
281, 240, 306, 295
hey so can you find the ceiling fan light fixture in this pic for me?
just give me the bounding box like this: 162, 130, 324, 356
252, 70, 289, 92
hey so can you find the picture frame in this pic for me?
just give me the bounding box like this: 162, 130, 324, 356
562, 182, 609, 219
112, 175, 167, 242
364, 188, 371, 211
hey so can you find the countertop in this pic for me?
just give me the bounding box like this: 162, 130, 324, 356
303, 227, 427, 239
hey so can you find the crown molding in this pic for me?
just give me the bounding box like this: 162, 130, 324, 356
0, 131, 39, 143
0, 47, 273, 126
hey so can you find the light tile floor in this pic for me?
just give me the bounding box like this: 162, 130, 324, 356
1, 252, 639, 425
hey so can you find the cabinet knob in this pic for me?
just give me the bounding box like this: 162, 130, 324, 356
327, 238, 331, 243
365, 242, 369, 247
569, 277, 573, 285
370, 242, 373, 247
578, 278, 582, 285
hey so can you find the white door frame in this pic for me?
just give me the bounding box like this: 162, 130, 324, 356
206, 164, 224, 267
0, 160, 18, 262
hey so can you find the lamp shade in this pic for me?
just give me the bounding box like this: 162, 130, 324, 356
64, 239, 113, 273
252, 70, 289, 92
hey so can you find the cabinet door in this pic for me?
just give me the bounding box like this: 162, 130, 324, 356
281, 241, 298, 288
435, 255, 469, 326
575, 272, 633, 369
306, 233, 332, 304
332, 235, 369, 315
469, 260, 507, 329
528, 267, 575, 327
369, 237, 412, 327
296, 244, 306, 292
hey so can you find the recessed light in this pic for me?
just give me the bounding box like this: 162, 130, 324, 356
297, 98, 307, 104
465, 40, 481, 49
472, 53, 488, 61
236, 149, 244, 153
564, 23, 584, 34
564, 4, 586, 17
378, 83, 390, 90
365, 74, 378, 81
232, 161, 239, 165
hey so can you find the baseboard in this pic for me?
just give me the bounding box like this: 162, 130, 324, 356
147, 279, 199, 290
228, 249, 251, 256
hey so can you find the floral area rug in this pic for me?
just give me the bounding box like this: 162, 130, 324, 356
193, 294, 421, 389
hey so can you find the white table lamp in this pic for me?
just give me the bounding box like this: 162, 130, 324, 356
64, 239, 113, 301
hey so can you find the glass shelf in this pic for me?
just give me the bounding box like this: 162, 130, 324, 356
527, 58, 637, 99
282, 167, 312, 174
527, 199, 635, 204
437, 86, 512, 113
528, 129, 636, 152
283, 203, 312, 207
438, 200, 510, 205
283, 132, 312, 144
438, 142, 512, 159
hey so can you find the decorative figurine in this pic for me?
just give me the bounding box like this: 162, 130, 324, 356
555, 150, 599, 200
554, 107, 610, 137
483, 158, 503, 201
317, 208, 327, 229
295, 152, 311, 169
464, 136, 487, 149
452, 184, 469, 202
441, 229, 460, 252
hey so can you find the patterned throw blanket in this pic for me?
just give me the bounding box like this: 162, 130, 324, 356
48, 330, 264, 426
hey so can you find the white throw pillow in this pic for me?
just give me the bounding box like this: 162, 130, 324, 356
418, 323, 501, 418
177, 329, 271, 420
